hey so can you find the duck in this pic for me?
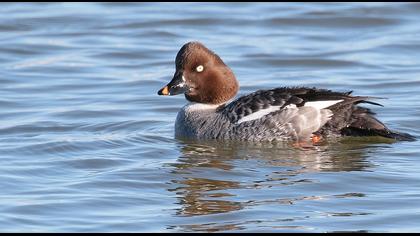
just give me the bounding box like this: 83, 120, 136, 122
157, 41, 415, 142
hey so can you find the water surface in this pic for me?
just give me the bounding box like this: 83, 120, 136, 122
1, 2, 420, 232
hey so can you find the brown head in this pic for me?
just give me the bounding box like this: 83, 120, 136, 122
157, 41, 239, 104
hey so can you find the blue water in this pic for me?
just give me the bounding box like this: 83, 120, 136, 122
1, 2, 420, 232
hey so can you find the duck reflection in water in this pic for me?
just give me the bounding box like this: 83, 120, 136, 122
167, 138, 387, 223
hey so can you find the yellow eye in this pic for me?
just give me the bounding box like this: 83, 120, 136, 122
196, 65, 204, 72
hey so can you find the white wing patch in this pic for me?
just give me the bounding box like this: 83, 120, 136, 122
235, 100, 342, 125
304, 100, 343, 110
237, 105, 284, 124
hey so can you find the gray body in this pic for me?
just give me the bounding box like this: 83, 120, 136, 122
175, 102, 332, 142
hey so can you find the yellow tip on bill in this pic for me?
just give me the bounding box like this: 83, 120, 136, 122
161, 86, 169, 95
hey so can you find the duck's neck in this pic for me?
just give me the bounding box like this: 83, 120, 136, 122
183, 102, 224, 112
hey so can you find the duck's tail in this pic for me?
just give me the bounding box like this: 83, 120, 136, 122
340, 105, 416, 141
381, 130, 416, 141
341, 126, 416, 141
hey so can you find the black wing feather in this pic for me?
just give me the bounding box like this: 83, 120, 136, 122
218, 86, 353, 123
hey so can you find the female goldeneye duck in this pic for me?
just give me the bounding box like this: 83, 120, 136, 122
158, 41, 415, 142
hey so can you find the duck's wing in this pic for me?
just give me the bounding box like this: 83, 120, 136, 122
219, 87, 357, 123
218, 87, 380, 140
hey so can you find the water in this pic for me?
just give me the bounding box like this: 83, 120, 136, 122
1, 2, 420, 232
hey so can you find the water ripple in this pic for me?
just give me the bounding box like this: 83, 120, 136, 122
0, 2, 419, 233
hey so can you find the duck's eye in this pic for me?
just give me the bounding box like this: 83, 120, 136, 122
196, 65, 204, 73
